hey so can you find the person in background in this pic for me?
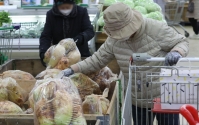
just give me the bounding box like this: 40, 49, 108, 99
186, 0, 199, 39
59, 3, 189, 125
39, 0, 95, 66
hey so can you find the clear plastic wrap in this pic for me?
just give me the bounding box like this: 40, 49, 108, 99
29, 78, 53, 110
44, 38, 81, 70
35, 69, 61, 79
43, 45, 55, 64
87, 67, 118, 92
70, 73, 101, 101
33, 78, 87, 125
1, 77, 27, 106
82, 88, 110, 115
0, 70, 35, 80
0, 101, 23, 114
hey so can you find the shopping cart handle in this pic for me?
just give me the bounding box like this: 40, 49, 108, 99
132, 53, 199, 62
180, 105, 199, 125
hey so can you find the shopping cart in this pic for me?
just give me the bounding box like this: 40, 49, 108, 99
122, 53, 199, 125
0, 25, 20, 66
165, 0, 189, 37
180, 104, 199, 125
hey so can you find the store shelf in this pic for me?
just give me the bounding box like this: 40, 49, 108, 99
0, 5, 17, 10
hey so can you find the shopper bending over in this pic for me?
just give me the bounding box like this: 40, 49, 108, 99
39, 0, 95, 66
60, 3, 189, 125
186, 0, 199, 39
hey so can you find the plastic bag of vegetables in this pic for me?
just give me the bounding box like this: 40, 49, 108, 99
103, 0, 117, 6
69, 73, 101, 101
97, 16, 105, 27
0, 70, 35, 81
35, 69, 61, 79
82, 88, 110, 115
87, 67, 118, 92
45, 38, 81, 70
1, 77, 27, 106
33, 78, 87, 125
0, 101, 23, 114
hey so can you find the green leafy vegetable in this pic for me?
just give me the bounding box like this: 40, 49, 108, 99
146, 11, 164, 21
122, 0, 135, 9
97, 16, 104, 27
134, 6, 147, 15
0, 11, 12, 27
144, 2, 161, 13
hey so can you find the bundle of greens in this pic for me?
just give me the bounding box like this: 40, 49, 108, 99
0, 11, 11, 27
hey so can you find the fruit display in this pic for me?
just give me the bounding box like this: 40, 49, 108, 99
44, 38, 81, 70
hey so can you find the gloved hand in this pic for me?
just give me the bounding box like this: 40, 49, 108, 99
165, 51, 182, 66
57, 68, 74, 78
73, 35, 84, 46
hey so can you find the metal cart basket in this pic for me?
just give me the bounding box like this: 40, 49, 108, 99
165, 0, 189, 37
122, 53, 199, 125
0, 25, 20, 67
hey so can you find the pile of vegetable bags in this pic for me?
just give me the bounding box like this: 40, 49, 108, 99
0, 70, 36, 114
43, 38, 81, 70
98, 0, 166, 31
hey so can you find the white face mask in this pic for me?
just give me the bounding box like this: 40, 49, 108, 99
60, 9, 72, 16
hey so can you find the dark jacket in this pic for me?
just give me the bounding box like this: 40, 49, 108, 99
39, 5, 95, 63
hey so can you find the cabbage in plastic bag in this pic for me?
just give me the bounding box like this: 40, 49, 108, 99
43, 45, 55, 64
87, 67, 118, 92
35, 69, 61, 79
29, 78, 53, 110
1, 77, 27, 106
134, 6, 147, 15
70, 73, 101, 101
82, 88, 110, 115
0, 101, 23, 114
33, 78, 86, 125
1, 70, 35, 80
47, 44, 66, 69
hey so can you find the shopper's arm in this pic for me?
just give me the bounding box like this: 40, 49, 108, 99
71, 38, 115, 74
73, 8, 95, 46
156, 22, 189, 57
39, 12, 53, 61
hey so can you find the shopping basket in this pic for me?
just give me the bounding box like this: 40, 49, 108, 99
0, 25, 20, 66
122, 53, 199, 125
180, 104, 199, 125
165, 0, 189, 37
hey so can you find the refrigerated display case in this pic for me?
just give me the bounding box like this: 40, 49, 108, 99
3, 6, 100, 59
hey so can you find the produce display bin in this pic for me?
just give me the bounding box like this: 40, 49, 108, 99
0, 59, 121, 125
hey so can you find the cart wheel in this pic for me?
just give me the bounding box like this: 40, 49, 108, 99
185, 31, 189, 37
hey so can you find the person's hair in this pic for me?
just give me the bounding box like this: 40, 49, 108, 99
54, 0, 74, 5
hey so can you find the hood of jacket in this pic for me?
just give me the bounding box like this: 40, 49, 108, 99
52, 4, 78, 18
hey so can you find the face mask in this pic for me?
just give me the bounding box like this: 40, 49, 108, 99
60, 9, 72, 16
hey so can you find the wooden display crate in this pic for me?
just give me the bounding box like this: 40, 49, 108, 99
0, 59, 121, 125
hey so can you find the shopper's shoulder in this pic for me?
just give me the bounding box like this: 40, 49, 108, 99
76, 5, 87, 15
46, 9, 54, 17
